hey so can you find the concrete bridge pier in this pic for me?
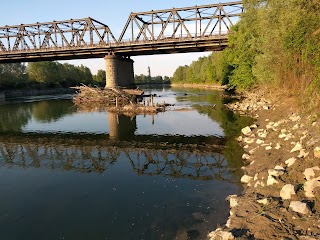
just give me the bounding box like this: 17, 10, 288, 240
104, 54, 134, 88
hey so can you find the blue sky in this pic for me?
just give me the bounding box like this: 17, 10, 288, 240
1, 0, 234, 76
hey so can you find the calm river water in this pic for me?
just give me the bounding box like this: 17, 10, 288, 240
0, 86, 252, 240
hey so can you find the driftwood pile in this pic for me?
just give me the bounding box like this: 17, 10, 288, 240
72, 85, 137, 106
72, 85, 165, 114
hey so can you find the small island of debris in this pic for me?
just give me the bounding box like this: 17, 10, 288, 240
72, 85, 169, 114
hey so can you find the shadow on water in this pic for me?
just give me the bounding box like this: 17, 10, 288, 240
0, 90, 253, 240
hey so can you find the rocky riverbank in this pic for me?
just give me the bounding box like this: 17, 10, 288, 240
208, 90, 320, 239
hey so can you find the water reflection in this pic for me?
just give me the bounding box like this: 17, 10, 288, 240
0, 99, 76, 131
0, 132, 233, 181
0, 89, 252, 240
108, 112, 137, 140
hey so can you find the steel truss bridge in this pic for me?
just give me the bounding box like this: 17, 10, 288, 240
0, 1, 243, 63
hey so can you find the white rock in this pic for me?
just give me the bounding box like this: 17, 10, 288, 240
257, 198, 269, 205
267, 176, 279, 186
298, 149, 309, 158
256, 139, 265, 145
225, 219, 232, 228
265, 146, 272, 150
290, 143, 302, 153
208, 228, 234, 240
289, 201, 311, 215
314, 147, 320, 158
263, 106, 269, 110
281, 129, 287, 133
227, 195, 238, 208
285, 157, 296, 167
254, 173, 259, 181
275, 165, 285, 171
241, 126, 252, 136
250, 161, 255, 165
250, 124, 258, 129
273, 122, 280, 127
242, 153, 251, 160
244, 138, 255, 144
275, 143, 281, 150
258, 132, 267, 138
312, 122, 317, 127
254, 181, 265, 188
303, 167, 320, 180
268, 168, 284, 177
237, 136, 243, 142
241, 175, 253, 184
304, 177, 320, 198
278, 133, 287, 139
290, 115, 301, 122
280, 184, 296, 200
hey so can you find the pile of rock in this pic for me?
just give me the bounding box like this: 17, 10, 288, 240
226, 91, 271, 115
208, 91, 320, 239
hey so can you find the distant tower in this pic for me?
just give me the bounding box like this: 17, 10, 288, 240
148, 66, 151, 81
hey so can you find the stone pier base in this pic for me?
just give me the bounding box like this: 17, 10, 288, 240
104, 54, 134, 88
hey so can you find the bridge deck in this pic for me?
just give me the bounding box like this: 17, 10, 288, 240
0, 36, 228, 63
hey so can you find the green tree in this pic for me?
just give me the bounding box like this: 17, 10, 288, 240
93, 70, 106, 85
28, 62, 61, 86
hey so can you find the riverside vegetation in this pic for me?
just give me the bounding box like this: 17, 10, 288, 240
0, 62, 106, 90
172, 0, 320, 110
0, 62, 170, 91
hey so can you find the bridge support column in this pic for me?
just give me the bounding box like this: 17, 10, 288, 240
104, 54, 134, 88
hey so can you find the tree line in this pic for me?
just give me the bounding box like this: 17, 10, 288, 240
134, 74, 171, 84
172, 0, 320, 104
0, 62, 106, 89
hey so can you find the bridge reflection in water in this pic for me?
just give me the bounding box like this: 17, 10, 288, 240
0, 112, 232, 181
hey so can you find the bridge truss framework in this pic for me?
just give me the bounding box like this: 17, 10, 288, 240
0, 1, 243, 63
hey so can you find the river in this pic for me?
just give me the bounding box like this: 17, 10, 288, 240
0, 86, 252, 240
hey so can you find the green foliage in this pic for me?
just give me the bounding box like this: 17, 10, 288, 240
28, 62, 61, 86
134, 74, 171, 84
0, 63, 28, 89
172, 0, 320, 98
93, 70, 106, 85
0, 61, 103, 90
172, 53, 228, 84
